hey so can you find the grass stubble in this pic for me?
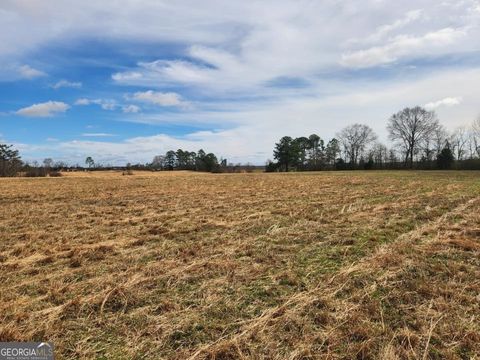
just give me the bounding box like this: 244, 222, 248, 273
0, 170, 479, 359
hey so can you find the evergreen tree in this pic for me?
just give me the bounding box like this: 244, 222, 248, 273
437, 144, 455, 169
273, 136, 295, 172
0, 144, 22, 177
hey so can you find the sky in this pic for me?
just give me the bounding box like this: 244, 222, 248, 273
1, 0, 479, 165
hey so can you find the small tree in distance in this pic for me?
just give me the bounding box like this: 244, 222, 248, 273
85, 156, 95, 169
43, 158, 54, 169
437, 144, 455, 169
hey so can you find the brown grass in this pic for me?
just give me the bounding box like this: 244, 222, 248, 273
1, 170, 479, 359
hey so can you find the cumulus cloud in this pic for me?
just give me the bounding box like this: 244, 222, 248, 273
52, 79, 82, 89
75, 98, 117, 110
425, 97, 463, 109
18, 65, 46, 79
50, 129, 265, 165
131, 90, 187, 107
111, 72, 142, 82
16, 101, 69, 117
122, 105, 141, 113
75, 98, 140, 112
74, 98, 90, 105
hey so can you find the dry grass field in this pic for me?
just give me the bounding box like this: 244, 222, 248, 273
1, 171, 479, 359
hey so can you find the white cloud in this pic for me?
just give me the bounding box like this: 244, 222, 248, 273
52, 79, 82, 89
111, 72, 142, 81
74, 98, 117, 110
425, 97, 463, 109
131, 90, 187, 107
74, 98, 91, 105
122, 104, 141, 113
97, 100, 117, 111
375, 9, 423, 38
16, 101, 69, 117
18, 64, 46, 79
81, 133, 117, 137
347, 9, 424, 45
341, 27, 467, 68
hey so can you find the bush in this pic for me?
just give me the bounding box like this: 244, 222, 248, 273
364, 158, 374, 170
48, 171, 62, 177
335, 158, 347, 170
265, 161, 278, 172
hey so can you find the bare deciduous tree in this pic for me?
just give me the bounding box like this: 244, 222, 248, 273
43, 158, 54, 168
387, 106, 440, 168
151, 155, 166, 170
337, 123, 377, 165
371, 142, 388, 166
450, 127, 469, 160
432, 125, 448, 156
472, 116, 480, 157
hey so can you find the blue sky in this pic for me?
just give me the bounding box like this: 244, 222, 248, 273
1, 0, 480, 165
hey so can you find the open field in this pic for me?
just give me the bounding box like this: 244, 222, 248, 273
1, 171, 479, 359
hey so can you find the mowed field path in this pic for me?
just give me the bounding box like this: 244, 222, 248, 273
1, 171, 479, 359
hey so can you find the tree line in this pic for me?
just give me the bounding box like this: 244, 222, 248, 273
150, 149, 223, 172
0, 146, 66, 177
268, 106, 480, 171
0, 145, 234, 177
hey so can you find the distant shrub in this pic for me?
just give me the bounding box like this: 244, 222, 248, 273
363, 158, 374, 170
122, 170, 134, 175
265, 160, 278, 172
335, 158, 347, 170
48, 171, 62, 177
